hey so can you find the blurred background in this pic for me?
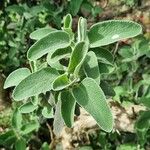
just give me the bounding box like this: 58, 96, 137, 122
0, 0, 150, 149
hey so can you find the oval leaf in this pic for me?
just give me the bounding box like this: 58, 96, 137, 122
30, 27, 56, 40
60, 90, 76, 127
68, 42, 88, 76
63, 14, 72, 29
78, 17, 87, 42
13, 67, 59, 101
72, 78, 113, 132
83, 51, 100, 83
88, 20, 142, 48
52, 74, 70, 91
19, 102, 38, 113
4, 68, 31, 89
27, 31, 71, 60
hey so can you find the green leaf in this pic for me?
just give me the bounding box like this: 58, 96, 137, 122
12, 108, 22, 129
53, 99, 64, 136
135, 111, 150, 144
91, 48, 114, 65
15, 139, 26, 150
13, 67, 59, 101
72, 78, 113, 132
135, 111, 150, 130
31, 95, 39, 106
6, 5, 25, 15
83, 51, 100, 84
41, 142, 49, 150
118, 45, 133, 58
83, 51, 100, 83
19, 101, 38, 113
63, 14, 72, 29
70, 0, 84, 16
27, 31, 71, 60
30, 27, 56, 40
50, 47, 72, 61
0, 130, 15, 145
21, 121, 39, 135
47, 47, 72, 70
52, 74, 70, 91
42, 105, 53, 118
92, 6, 103, 17
78, 17, 87, 42
4, 68, 31, 89
68, 42, 89, 76
60, 90, 76, 127
88, 20, 142, 48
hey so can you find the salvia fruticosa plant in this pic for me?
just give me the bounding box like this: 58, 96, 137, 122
3, 14, 142, 139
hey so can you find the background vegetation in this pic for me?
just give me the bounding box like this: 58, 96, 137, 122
0, 0, 150, 149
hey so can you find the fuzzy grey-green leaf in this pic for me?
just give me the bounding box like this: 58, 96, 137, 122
88, 20, 142, 48
30, 27, 56, 40
61, 90, 76, 127
83, 51, 100, 83
4, 68, 31, 89
72, 78, 113, 132
63, 14, 72, 29
68, 42, 88, 76
13, 67, 59, 101
27, 31, 71, 60
19, 102, 38, 113
52, 74, 70, 91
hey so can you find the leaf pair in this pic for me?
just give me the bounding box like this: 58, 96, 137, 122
54, 78, 113, 133
52, 41, 89, 91
53, 91, 76, 136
